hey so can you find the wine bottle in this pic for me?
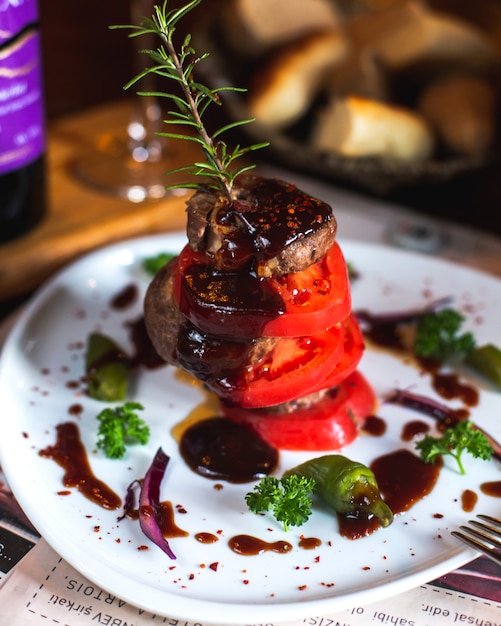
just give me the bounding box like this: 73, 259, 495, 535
0, 0, 46, 243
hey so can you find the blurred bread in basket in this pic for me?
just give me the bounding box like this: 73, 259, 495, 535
216, 0, 501, 182
221, 0, 343, 58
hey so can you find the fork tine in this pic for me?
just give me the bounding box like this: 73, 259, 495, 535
451, 516, 501, 567
477, 514, 501, 527
457, 524, 501, 549
469, 519, 501, 539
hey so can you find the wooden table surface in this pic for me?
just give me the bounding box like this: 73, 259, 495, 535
0, 100, 199, 304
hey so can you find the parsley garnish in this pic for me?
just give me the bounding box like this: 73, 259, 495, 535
142, 252, 175, 275
414, 308, 475, 362
96, 402, 150, 459
415, 420, 494, 474
245, 475, 316, 531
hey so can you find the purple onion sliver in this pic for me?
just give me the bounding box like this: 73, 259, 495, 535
139, 447, 176, 560
355, 296, 453, 330
117, 479, 140, 522
387, 388, 501, 464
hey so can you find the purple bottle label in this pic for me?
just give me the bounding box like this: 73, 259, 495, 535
0, 0, 44, 176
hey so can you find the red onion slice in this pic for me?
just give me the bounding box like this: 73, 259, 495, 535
139, 447, 176, 560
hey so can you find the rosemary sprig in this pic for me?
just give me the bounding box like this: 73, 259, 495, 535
111, 0, 268, 198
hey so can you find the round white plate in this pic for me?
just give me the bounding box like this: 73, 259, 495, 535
1, 234, 500, 624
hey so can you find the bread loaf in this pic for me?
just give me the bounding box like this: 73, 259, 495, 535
311, 95, 434, 162
418, 74, 497, 156
361, 2, 499, 71
248, 31, 348, 129
221, 0, 342, 58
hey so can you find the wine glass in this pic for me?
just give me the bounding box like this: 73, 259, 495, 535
72, 0, 194, 203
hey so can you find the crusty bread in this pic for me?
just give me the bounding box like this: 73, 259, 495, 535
247, 31, 348, 129
221, 0, 342, 58
418, 74, 497, 156
311, 95, 434, 162
360, 2, 499, 71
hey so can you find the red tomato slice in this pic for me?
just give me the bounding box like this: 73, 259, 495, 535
211, 323, 345, 408
222, 371, 376, 451
307, 312, 365, 395
173, 243, 351, 338
263, 242, 351, 337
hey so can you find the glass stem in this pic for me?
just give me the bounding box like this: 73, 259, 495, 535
127, 0, 166, 163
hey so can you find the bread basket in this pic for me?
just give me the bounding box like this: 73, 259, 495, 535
192, 0, 501, 195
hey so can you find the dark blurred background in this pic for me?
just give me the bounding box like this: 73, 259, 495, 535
38, 0, 501, 236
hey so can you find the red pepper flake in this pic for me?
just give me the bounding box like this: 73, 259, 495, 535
189, 573, 195, 580
209, 562, 219, 572
138, 545, 149, 551
314, 556, 320, 563
22, 432, 29, 439
243, 580, 249, 585
115, 538, 121, 544
213, 483, 224, 490
362, 566, 370, 570
57, 490, 71, 496
93, 526, 100, 532
176, 504, 188, 514
298, 585, 307, 591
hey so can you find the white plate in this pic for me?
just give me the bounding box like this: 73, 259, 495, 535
1, 234, 500, 624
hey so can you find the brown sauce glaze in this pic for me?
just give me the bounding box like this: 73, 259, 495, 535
461, 489, 478, 513
195, 532, 219, 544
432, 373, 479, 407
144, 501, 189, 538
180, 416, 278, 483
39, 422, 121, 510
127, 316, 166, 369
228, 534, 293, 556
371, 449, 443, 516
480, 480, 501, 498
110, 283, 138, 310
401, 420, 430, 442
213, 177, 334, 269
298, 537, 321, 550
362, 415, 386, 437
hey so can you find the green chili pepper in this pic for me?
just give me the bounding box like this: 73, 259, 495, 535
283, 454, 393, 527
464, 344, 501, 390
85, 332, 130, 401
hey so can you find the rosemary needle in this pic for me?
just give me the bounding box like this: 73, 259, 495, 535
111, 0, 268, 198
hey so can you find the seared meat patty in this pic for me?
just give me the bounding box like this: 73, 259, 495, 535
144, 175, 337, 403
186, 174, 336, 276
144, 259, 280, 374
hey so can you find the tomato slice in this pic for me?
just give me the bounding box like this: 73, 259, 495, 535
307, 312, 365, 395
211, 323, 346, 408
222, 371, 376, 451
263, 242, 351, 337
173, 243, 351, 338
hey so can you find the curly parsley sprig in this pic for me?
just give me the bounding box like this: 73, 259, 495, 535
415, 420, 494, 474
96, 402, 150, 459
245, 475, 316, 531
413, 308, 475, 362
111, 0, 268, 197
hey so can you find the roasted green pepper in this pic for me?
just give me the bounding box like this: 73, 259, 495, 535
283, 454, 393, 527
85, 332, 130, 401
465, 344, 501, 390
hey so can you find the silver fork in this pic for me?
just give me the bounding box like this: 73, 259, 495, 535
451, 515, 501, 566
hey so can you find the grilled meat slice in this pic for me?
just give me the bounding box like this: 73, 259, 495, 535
186, 174, 336, 276
144, 258, 280, 376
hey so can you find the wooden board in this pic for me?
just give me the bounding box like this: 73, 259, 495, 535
0, 100, 199, 302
